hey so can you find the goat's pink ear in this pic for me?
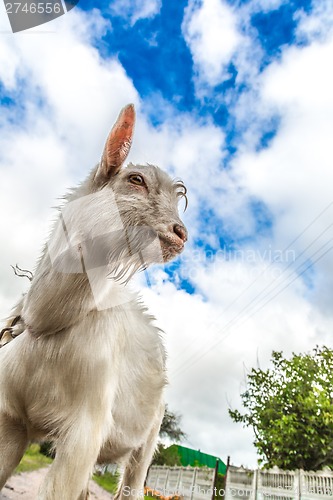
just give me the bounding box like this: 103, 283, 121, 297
96, 104, 135, 182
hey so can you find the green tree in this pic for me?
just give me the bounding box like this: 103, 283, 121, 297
152, 406, 186, 466
229, 346, 333, 470
159, 405, 186, 441
152, 443, 182, 466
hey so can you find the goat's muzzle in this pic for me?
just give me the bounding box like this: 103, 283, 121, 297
158, 224, 187, 262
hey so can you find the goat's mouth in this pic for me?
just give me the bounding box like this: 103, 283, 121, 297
158, 233, 185, 262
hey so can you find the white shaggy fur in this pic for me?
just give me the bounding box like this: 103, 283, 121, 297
0, 104, 187, 500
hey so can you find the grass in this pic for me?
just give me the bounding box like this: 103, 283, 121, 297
15, 443, 53, 473
15, 444, 119, 495
92, 471, 119, 494
15, 445, 149, 498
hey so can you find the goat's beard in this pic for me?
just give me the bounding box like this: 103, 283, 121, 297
106, 229, 184, 281
50, 225, 184, 286
104, 227, 162, 282
51, 226, 164, 284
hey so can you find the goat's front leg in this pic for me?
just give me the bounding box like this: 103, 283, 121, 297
37, 416, 105, 500
0, 412, 28, 490
115, 408, 164, 500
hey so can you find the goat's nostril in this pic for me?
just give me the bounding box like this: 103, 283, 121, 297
173, 224, 187, 243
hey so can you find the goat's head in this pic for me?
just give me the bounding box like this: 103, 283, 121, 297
61, 104, 188, 281
48, 105, 187, 280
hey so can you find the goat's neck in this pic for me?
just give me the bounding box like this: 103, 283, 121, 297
22, 246, 94, 337
22, 172, 127, 337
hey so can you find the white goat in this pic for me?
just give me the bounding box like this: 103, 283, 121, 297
0, 104, 187, 500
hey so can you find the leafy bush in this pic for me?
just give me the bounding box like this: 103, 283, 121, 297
39, 441, 56, 459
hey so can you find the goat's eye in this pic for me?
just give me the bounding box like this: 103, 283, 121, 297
128, 174, 145, 186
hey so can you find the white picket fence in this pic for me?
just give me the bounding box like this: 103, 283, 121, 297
225, 465, 333, 500
94, 463, 118, 475
146, 465, 216, 500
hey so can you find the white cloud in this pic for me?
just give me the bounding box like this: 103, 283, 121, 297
245, 0, 287, 14
181, 0, 282, 97
233, 32, 333, 317
109, 0, 161, 26
141, 253, 325, 466
182, 0, 244, 87
296, 0, 333, 43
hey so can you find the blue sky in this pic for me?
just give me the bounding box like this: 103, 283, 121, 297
1, 0, 333, 467
105, 1, 195, 111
